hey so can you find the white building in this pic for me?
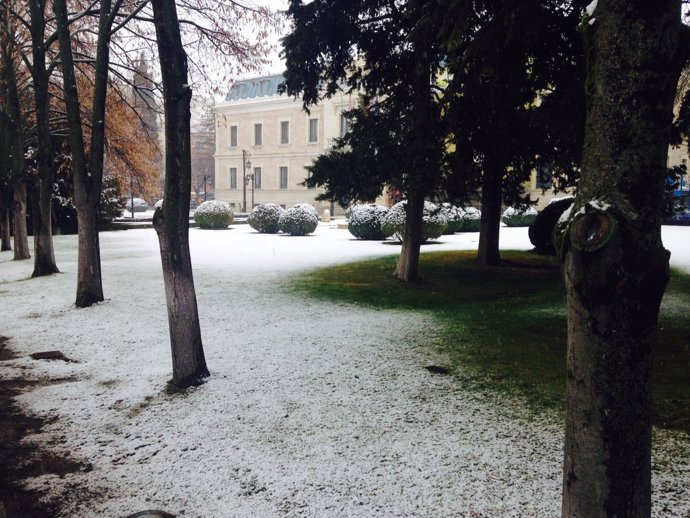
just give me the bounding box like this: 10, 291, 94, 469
214, 74, 356, 214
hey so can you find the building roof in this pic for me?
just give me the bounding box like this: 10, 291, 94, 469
225, 74, 285, 102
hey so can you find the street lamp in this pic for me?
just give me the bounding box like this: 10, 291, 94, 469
203, 174, 208, 202
242, 150, 251, 213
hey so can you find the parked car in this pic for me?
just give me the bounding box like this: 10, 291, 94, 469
663, 210, 690, 226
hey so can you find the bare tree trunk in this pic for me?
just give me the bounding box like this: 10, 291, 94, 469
29, 0, 59, 277
477, 157, 502, 266
151, 0, 209, 388
0, 204, 10, 251
53, 0, 112, 307
393, 191, 424, 282
12, 182, 30, 260
560, 2, 682, 516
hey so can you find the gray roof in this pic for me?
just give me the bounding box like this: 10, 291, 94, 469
225, 74, 285, 101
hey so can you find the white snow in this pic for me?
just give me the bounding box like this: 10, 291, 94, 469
0, 223, 689, 517
585, 0, 598, 17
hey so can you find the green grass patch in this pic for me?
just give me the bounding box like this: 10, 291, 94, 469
291, 250, 690, 432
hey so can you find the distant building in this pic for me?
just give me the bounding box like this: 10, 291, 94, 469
214, 74, 356, 214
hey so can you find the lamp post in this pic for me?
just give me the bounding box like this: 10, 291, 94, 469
242, 150, 251, 213
203, 174, 208, 202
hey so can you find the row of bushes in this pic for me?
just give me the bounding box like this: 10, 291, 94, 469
346, 202, 538, 241
194, 198, 570, 253
193, 201, 321, 235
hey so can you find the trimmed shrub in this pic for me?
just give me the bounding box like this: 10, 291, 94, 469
278, 206, 319, 236
456, 206, 481, 232
248, 203, 285, 233
439, 203, 464, 234
502, 206, 538, 227
293, 203, 320, 221
381, 201, 448, 242
348, 204, 389, 240
528, 197, 575, 255
194, 200, 234, 229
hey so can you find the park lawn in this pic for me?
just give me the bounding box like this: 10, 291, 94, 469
293, 250, 690, 433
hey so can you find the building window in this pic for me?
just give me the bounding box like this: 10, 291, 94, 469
254, 167, 262, 189
340, 114, 350, 137
229, 125, 238, 147
536, 166, 552, 189
308, 118, 318, 143
254, 123, 262, 146
229, 167, 237, 189
280, 166, 288, 189
280, 121, 289, 145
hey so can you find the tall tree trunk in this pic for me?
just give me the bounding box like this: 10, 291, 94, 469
53, 0, 113, 307
12, 182, 30, 260
151, 0, 209, 388
477, 157, 502, 265
29, 0, 59, 277
560, 2, 682, 517
0, 204, 10, 251
394, 191, 424, 282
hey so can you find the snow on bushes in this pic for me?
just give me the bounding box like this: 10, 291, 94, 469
128, 197, 149, 213
348, 204, 389, 240
248, 203, 285, 233
501, 206, 538, 227
439, 203, 464, 234
194, 200, 234, 229
381, 201, 448, 242
456, 206, 481, 232
278, 206, 319, 236
293, 203, 320, 221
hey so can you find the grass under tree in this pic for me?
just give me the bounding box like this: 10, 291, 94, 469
292, 250, 690, 433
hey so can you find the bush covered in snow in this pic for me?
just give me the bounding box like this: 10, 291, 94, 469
194, 200, 234, 229
439, 204, 464, 234
293, 203, 320, 221
381, 201, 448, 242
456, 206, 481, 232
348, 204, 389, 240
528, 197, 575, 255
501, 206, 538, 227
278, 206, 319, 236
248, 203, 285, 233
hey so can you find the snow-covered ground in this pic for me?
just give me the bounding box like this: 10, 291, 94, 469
0, 224, 688, 517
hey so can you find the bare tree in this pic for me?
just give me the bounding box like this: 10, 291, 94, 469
558, 2, 688, 516
150, 0, 209, 388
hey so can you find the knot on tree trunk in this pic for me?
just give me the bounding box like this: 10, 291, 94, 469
570, 211, 617, 252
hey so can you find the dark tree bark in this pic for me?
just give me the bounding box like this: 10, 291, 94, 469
560, 2, 683, 516
0, 9, 30, 260
53, 0, 114, 307
12, 182, 30, 260
150, 0, 209, 388
394, 191, 424, 282
0, 205, 9, 251
28, 0, 59, 277
477, 157, 502, 266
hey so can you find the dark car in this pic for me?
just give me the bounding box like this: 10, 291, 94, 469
663, 210, 690, 226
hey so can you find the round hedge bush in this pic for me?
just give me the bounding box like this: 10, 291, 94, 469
501, 205, 538, 227
528, 197, 575, 255
248, 203, 285, 233
381, 201, 448, 242
293, 203, 320, 221
456, 206, 481, 232
278, 206, 319, 236
439, 203, 464, 234
194, 200, 234, 229
348, 204, 389, 240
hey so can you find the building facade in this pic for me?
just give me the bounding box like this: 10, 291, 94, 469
214, 74, 355, 214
